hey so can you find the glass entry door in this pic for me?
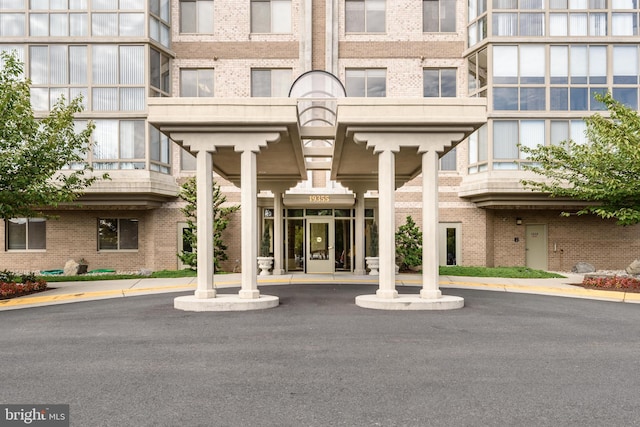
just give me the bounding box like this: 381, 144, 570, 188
306, 219, 334, 273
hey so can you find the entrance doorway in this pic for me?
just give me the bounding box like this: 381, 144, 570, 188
525, 224, 548, 270
307, 219, 334, 273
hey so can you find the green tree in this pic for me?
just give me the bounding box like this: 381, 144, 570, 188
395, 215, 422, 271
0, 51, 102, 219
521, 92, 640, 225
178, 176, 240, 271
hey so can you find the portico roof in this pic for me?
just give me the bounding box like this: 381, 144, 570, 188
147, 97, 487, 192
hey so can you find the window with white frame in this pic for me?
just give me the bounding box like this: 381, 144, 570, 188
251, 0, 291, 33
424, 68, 457, 97
6, 218, 46, 250
423, 0, 456, 32
251, 69, 292, 96
180, 69, 214, 97
180, 0, 214, 33
98, 218, 138, 250
492, 45, 546, 111
346, 0, 385, 33
345, 69, 386, 97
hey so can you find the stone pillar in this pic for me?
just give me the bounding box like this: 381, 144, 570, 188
239, 149, 260, 299
421, 149, 442, 299
376, 148, 398, 299
195, 150, 216, 299
272, 190, 284, 275
354, 191, 366, 275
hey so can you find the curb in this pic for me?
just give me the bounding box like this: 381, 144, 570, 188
1, 278, 638, 311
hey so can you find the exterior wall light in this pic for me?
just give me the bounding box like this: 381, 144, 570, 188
516, 218, 523, 225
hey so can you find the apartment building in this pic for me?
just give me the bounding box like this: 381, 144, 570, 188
0, 0, 638, 275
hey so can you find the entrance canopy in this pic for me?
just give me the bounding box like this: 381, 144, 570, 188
148, 97, 486, 193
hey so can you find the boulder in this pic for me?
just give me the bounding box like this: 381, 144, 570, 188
63, 259, 80, 276
572, 262, 596, 274
139, 268, 153, 276
626, 259, 640, 275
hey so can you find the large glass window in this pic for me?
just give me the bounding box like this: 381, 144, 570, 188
467, 124, 488, 174
180, 69, 214, 97
467, 47, 488, 96
251, 69, 292, 96
346, 0, 385, 33
492, 120, 545, 169
92, 120, 145, 170
149, 0, 170, 47
150, 47, 171, 97
98, 218, 138, 250
440, 147, 457, 171
345, 69, 386, 97
424, 68, 457, 97
91, 45, 144, 111
149, 124, 171, 173
180, 0, 214, 33
251, 0, 291, 33
6, 218, 46, 250
493, 45, 546, 111
423, 0, 456, 32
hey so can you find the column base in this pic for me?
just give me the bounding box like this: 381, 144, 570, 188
420, 289, 442, 299
174, 294, 279, 312
194, 289, 217, 299
355, 294, 464, 311
239, 289, 260, 299
376, 289, 398, 299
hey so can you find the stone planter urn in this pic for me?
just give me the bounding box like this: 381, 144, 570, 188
365, 256, 379, 276
257, 256, 273, 276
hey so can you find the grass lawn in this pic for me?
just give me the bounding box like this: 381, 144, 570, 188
38, 266, 564, 282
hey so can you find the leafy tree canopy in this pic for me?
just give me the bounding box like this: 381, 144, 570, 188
0, 51, 102, 219
521, 92, 640, 225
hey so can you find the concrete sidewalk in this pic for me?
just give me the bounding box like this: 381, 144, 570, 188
1, 271, 639, 311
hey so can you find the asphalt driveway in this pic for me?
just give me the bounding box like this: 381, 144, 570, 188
1, 284, 639, 426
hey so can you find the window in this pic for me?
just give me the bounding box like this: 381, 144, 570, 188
149, 125, 171, 173
251, 69, 291, 96
29, 45, 88, 111
92, 119, 145, 170
150, 47, 171, 97
251, 0, 291, 33
98, 218, 138, 250
467, 47, 488, 96
180, 0, 214, 33
467, 124, 488, 174
493, 45, 546, 111
180, 69, 214, 97
440, 147, 457, 171
423, 0, 456, 32
424, 68, 456, 97
6, 219, 46, 250
346, 0, 385, 33
345, 69, 386, 97
492, 120, 544, 169
492, 12, 544, 36
149, 0, 170, 47
92, 45, 144, 111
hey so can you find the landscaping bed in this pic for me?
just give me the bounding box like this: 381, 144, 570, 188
574, 274, 640, 293
0, 271, 47, 300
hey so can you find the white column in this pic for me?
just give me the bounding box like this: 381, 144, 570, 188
239, 149, 260, 299
354, 191, 366, 275
195, 150, 216, 299
376, 149, 398, 299
272, 190, 284, 275
421, 149, 442, 299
